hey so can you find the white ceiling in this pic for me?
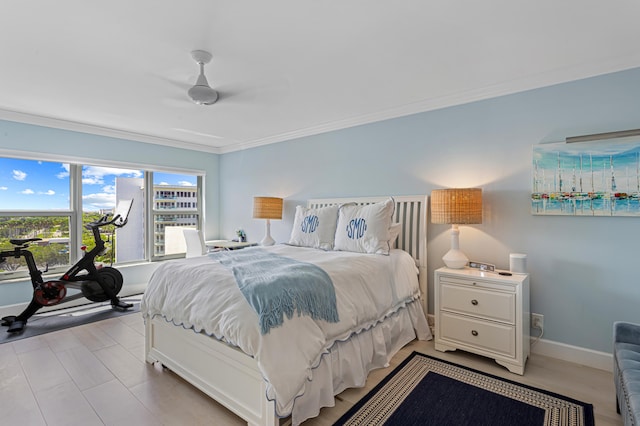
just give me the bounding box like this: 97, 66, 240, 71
1, 1, 639, 154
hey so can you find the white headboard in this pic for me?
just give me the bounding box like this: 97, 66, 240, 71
307, 195, 428, 315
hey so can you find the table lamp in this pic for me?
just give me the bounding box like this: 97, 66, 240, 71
431, 188, 482, 269
253, 196, 283, 246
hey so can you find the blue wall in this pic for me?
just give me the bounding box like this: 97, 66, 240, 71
219, 67, 640, 353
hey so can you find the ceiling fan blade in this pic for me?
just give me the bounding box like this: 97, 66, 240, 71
213, 79, 290, 105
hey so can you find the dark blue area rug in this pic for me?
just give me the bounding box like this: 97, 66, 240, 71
334, 351, 594, 426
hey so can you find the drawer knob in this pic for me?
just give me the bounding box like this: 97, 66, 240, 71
471, 299, 478, 306
471, 330, 478, 336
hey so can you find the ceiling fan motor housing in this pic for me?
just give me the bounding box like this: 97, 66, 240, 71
188, 50, 218, 105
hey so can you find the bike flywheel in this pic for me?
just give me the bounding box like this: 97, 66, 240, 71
35, 281, 67, 306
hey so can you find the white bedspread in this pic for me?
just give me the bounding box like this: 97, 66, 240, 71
141, 244, 426, 417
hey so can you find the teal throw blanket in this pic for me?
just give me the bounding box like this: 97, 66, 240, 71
216, 248, 339, 334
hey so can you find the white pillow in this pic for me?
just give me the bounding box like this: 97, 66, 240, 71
334, 198, 395, 255
288, 205, 339, 250
389, 222, 401, 248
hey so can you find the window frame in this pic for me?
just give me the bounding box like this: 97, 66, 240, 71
0, 153, 204, 281
147, 173, 204, 261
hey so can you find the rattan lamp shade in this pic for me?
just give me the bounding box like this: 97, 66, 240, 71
253, 197, 283, 220
431, 188, 482, 269
431, 188, 482, 225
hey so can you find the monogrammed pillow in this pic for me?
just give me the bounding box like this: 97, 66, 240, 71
288, 205, 339, 250
334, 198, 395, 255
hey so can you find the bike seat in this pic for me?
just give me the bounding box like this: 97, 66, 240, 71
9, 238, 42, 246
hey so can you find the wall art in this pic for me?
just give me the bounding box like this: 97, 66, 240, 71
532, 138, 640, 216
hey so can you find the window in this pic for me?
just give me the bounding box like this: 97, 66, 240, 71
0, 156, 203, 280
152, 172, 201, 258
0, 158, 72, 277
81, 165, 145, 263
0, 215, 71, 273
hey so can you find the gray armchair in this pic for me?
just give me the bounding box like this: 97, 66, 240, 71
613, 321, 640, 426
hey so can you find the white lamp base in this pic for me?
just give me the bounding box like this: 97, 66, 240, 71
260, 219, 275, 246
442, 248, 469, 269
442, 224, 468, 269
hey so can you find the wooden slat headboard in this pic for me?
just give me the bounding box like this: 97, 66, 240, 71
307, 195, 428, 315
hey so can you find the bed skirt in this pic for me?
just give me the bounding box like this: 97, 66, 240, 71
145, 298, 431, 426
291, 298, 431, 424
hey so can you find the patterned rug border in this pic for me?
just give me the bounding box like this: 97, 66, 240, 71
335, 351, 595, 426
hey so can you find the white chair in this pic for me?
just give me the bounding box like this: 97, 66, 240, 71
183, 228, 206, 258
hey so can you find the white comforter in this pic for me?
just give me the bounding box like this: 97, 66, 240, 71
141, 244, 424, 416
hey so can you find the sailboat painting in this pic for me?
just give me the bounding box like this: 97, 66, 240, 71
532, 139, 640, 216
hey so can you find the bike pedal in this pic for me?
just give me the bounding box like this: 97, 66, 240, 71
111, 301, 133, 311
1, 315, 16, 326
7, 320, 25, 333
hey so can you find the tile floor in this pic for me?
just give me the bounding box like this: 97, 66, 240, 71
0, 309, 622, 425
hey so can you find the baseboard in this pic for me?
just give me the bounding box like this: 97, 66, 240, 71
530, 337, 613, 372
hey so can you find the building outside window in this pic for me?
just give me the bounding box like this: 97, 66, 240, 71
152, 172, 201, 257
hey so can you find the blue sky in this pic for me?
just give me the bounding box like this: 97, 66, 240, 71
1, 158, 196, 211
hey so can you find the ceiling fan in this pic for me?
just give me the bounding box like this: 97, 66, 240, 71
187, 50, 218, 105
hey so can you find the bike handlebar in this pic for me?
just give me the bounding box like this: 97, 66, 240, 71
85, 213, 128, 230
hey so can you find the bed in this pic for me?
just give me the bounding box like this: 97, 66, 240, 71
142, 195, 431, 426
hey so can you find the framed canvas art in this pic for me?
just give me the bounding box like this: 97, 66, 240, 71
532, 138, 640, 216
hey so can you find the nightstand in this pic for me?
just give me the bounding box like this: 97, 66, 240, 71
434, 267, 530, 375
205, 240, 257, 251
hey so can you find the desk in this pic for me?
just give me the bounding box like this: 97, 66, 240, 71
205, 240, 257, 250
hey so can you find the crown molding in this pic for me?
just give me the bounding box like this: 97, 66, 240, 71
221, 56, 640, 153
0, 109, 223, 154
2, 54, 640, 156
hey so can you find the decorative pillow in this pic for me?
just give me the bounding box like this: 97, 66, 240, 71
288, 205, 339, 250
388, 222, 402, 248
334, 198, 395, 255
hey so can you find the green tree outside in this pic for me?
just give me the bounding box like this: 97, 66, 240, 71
0, 213, 118, 273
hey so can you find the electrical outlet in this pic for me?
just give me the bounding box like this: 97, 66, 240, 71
531, 313, 544, 330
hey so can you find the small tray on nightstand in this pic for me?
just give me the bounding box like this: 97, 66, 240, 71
205, 240, 257, 250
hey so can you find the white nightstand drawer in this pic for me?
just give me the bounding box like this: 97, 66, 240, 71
435, 268, 529, 375
440, 283, 515, 323
439, 312, 516, 358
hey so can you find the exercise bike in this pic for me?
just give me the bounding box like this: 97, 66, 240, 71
0, 199, 134, 333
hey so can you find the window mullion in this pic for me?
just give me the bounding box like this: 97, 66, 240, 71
145, 172, 154, 261
70, 164, 83, 262
197, 175, 204, 232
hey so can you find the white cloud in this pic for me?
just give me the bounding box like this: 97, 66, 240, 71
82, 166, 143, 186
0, 186, 7, 191
82, 176, 103, 185
21, 189, 34, 194
57, 164, 70, 179
156, 181, 196, 187
38, 190, 55, 196
12, 170, 27, 181
102, 185, 116, 194
82, 192, 116, 210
